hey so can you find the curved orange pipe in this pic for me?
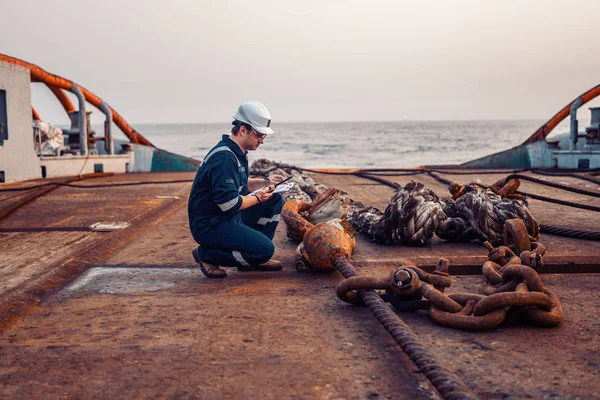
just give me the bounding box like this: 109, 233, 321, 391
32, 106, 41, 121
1, 53, 153, 146
45, 83, 76, 113
523, 84, 600, 144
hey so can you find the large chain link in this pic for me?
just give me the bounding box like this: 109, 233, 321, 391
335, 219, 563, 330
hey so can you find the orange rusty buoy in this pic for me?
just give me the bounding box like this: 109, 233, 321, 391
297, 218, 357, 272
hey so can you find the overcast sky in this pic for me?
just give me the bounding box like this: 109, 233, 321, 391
2, 0, 599, 125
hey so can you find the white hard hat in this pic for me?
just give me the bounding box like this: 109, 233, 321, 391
233, 101, 274, 135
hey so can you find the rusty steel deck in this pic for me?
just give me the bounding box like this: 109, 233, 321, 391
0, 170, 599, 399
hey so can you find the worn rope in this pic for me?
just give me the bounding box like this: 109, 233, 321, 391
349, 181, 448, 245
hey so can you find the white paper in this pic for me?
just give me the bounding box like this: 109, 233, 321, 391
272, 182, 294, 193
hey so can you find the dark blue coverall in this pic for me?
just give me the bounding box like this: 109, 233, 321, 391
188, 134, 284, 267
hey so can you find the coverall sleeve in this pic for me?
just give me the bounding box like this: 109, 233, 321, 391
210, 154, 243, 215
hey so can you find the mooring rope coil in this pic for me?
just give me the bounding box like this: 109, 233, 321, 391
332, 255, 476, 400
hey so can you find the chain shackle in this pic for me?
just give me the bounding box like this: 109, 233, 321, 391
503, 219, 533, 256
389, 268, 421, 296
406, 259, 452, 291
519, 242, 547, 269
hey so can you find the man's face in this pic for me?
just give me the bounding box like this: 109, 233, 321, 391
244, 126, 266, 150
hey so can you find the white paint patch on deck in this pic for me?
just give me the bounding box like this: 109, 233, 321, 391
90, 222, 131, 232
64, 267, 195, 294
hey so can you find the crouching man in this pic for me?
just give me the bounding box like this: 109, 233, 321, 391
188, 101, 284, 278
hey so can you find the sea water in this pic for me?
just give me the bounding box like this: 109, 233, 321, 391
126, 120, 574, 169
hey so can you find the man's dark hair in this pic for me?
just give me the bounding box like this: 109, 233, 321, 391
231, 120, 253, 135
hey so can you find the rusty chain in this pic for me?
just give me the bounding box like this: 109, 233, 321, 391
335, 218, 563, 330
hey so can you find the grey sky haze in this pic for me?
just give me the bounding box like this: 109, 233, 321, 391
2, 0, 599, 125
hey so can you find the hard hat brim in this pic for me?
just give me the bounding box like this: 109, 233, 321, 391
253, 126, 274, 135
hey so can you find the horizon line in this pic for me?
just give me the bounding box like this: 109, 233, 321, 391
126, 117, 561, 126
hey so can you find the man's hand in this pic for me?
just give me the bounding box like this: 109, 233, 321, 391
267, 174, 285, 185
254, 189, 273, 203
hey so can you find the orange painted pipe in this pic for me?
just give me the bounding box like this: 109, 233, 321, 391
32, 106, 41, 121
523, 84, 600, 144
1, 53, 153, 147
45, 83, 76, 113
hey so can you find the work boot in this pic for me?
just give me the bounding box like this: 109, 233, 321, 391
238, 259, 283, 272
192, 248, 227, 278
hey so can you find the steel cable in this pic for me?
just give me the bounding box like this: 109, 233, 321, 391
514, 191, 600, 212
0, 179, 194, 192
540, 224, 600, 241
428, 168, 530, 175
536, 167, 600, 174
531, 170, 600, 185
354, 173, 401, 189
504, 174, 600, 198
427, 171, 453, 185
333, 255, 476, 400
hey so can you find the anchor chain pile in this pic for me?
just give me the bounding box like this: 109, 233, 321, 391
336, 219, 563, 330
